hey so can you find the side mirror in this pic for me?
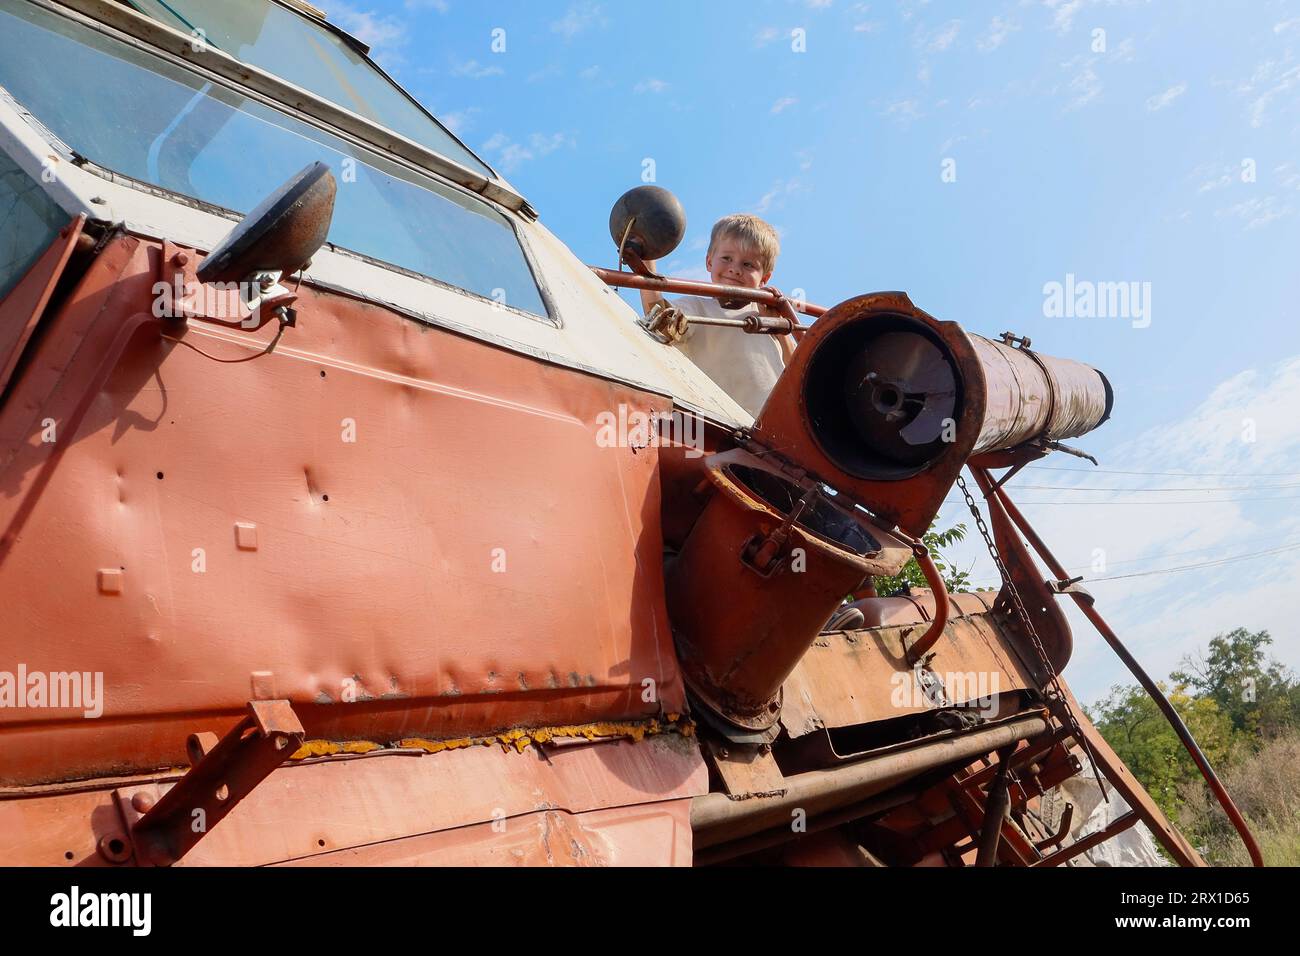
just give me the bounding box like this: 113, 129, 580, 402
608, 185, 686, 273
198, 161, 337, 286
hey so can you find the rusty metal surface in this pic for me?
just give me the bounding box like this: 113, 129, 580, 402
752, 292, 989, 537
692, 712, 1051, 849
703, 739, 786, 797
103, 732, 706, 867
276, 801, 696, 867
967, 334, 1111, 454
589, 267, 826, 318
852, 590, 995, 628
666, 447, 911, 729
0, 234, 686, 786
130, 700, 306, 866
0, 788, 133, 867
0, 214, 86, 396
781, 612, 1038, 739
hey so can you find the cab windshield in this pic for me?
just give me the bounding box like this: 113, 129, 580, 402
126, 0, 493, 180
0, 0, 548, 319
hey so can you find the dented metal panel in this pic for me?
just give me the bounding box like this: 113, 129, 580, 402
781, 613, 1039, 739
0, 235, 687, 785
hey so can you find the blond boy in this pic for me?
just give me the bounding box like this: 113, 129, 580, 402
640, 214, 795, 419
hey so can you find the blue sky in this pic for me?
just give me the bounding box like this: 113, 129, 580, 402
318, 0, 1300, 704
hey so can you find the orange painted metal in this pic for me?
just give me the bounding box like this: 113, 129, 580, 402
780, 612, 1039, 737
753, 292, 988, 538
276, 801, 696, 867
0, 235, 686, 787
665, 447, 912, 730
2, 733, 704, 866
0, 214, 86, 396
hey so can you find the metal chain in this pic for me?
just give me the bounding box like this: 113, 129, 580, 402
955, 473, 1105, 793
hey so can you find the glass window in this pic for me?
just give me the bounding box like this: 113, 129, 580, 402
126, 0, 494, 180
0, 150, 67, 302
0, 1, 548, 319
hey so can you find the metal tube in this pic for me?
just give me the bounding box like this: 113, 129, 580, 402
975, 746, 1016, 866
904, 544, 951, 665
694, 786, 920, 866
691, 713, 1052, 848
1031, 811, 1139, 868
588, 266, 827, 318
984, 476, 1265, 868
967, 334, 1112, 454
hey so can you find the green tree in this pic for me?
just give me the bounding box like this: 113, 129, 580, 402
1086, 682, 1239, 819
1170, 628, 1300, 740
873, 522, 971, 596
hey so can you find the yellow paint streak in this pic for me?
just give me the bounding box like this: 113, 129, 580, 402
290, 716, 695, 760
290, 739, 382, 759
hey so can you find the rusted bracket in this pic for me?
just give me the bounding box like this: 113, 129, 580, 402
1036, 803, 1074, 851
160, 240, 298, 331
1048, 576, 1095, 607
129, 699, 305, 866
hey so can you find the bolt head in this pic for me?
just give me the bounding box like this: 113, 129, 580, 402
171, 252, 189, 267
97, 834, 133, 864
131, 791, 155, 813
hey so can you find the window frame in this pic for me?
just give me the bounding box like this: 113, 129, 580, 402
0, 0, 561, 327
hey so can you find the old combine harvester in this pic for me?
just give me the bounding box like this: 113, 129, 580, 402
0, 0, 1259, 866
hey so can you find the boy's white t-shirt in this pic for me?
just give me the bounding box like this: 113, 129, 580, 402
668, 294, 786, 420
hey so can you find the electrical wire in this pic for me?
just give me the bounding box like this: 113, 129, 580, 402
1087, 541, 1300, 582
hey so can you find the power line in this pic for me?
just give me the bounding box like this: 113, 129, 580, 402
1087, 541, 1300, 582
1027, 465, 1300, 479
942, 493, 1300, 506
1015, 482, 1300, 492
1060, 530, 1300, 573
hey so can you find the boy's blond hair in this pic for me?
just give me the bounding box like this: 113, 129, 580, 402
709, 214, 781, 275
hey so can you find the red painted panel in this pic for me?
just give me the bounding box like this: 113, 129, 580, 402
0, 237, 685, 785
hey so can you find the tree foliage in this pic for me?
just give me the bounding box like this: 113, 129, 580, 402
1170, 628, 1300, 740
1086, 682, 1239, 819
873, 522, 972, 596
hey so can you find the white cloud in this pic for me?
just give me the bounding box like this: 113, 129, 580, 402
316, 0, 409, 66
634, 78, 669, 94
1145, 83, 1186, 111
755, 26, 781, 48
1216, 195, 1292, 229
1274, 17, 1300, 34
1063, 57, 1101, 110
579, 65, 601, 81
771, 96, 799, 114
753, 177, 808, 214
977, 15, 1019, 52
1045, 0, 1083, 34
404, 0, 448, 12
923, 19, 962, 53
882, 98, 923, 122
551, 1, 605, 39
1240, 57, 1300, 127
854, 21, 881, 33
439, 107, 478, 134
479, 130, 573, 172
452, 59, 503, 79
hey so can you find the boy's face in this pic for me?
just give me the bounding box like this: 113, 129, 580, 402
706, 237, 771, 289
